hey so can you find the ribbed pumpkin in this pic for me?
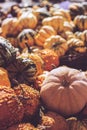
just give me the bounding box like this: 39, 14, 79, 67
40, 66, 87, 116
35, 25, 57, 47
67, 38, 86, 53
52, 8, 71, 22
18, 12, 38, 31
44, 35, 68, 57
0, 67, 11, 87
6, 57, 37, 86
17, 29, 36, 49
42, 16, 64, 32
69, 3, 84, 20
0, 36, 18, 67
0, 85, 24, 130
67, 117, 87, 130
14, 84, 40, 120
1, 17, 19, 37
7, 123, 39, 130
38, 111, 69, 130
38, 49, 59, 71
74, 15, 87, 31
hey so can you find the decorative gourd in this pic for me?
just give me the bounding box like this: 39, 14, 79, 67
18, 12, 38, 31
67, 38, 86, 53
35, 25, 57, 47
0, 67, 11, 87
38, 49, 59, 71
74, 15, 87, 31
18, 48, 44, 75
17, 29, 36, 49
38, 111, 69, 130
6, 57, 37, 86
75, 30, 87, 44
52, 8, 71, 22
67, 117, 87, 130
63, 21, 75, 32
14, 84, 40, 120
40, 66, 87, 116
69, 3, 84, 20
7, 36, 17, 47
44, 35, 68, 57
42, 16, 64, 32
1, 17, 19, 37
0, 85, 24, 130
7, 123, 39, 130
0, 36, 18, 67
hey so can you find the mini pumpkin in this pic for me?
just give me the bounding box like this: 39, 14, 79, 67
52, 8, 71, 22
14, 84, 40, 120
40, 66, 87, 116
74, 15, 87, 31
38, 49, 59, 71
67, 117, 87, 130
17, 29, 36, 49
67, 38, 86, 53
44, 35, 68, 57
0, 67, 11, 87
18, 12, 38, 31
6, 57, 37, 86
1, 17, 19, 37
0, 36, 18, 67
35, 25, 57, 47
42, 15, 64, 32
69, 3, 85, 20
38, 111, 69, 130
0, 85, 24, 130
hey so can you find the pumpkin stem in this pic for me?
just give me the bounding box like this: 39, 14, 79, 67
62, 78, 70, 87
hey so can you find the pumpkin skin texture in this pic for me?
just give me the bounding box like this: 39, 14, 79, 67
7, 123, 39, 130
44, 35, 68, 57
40, 66, 87, 116
14, 84, 40, 120
17, 29, 36, 49
35, 25, 57, 47
0, 36, 18, 67
67, 117, 87, 130
38, 111, 69, 130
0, 67, 11, 87
6, 57, 37, 86
38, 49, 59, 71
0, 85, 24, 130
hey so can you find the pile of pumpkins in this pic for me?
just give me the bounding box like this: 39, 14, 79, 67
0, 0, 87, 130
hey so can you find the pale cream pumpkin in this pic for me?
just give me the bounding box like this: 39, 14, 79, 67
40, 66, 87, 116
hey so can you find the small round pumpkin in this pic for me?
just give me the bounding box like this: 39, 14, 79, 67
6, 57, 37, 86
1, 17, 19, 37
42, 15, 64, 32
40, 66, 87, 116
44, 35, 68, 57
38, 111, 69, 130
74, 15, 87, 31
18, 12, 38, 31
67, 117, 87, 130
35, 25, 57, 47
17, 29, 36, 49
0, 36, 18, 67
0, 85, 24, 130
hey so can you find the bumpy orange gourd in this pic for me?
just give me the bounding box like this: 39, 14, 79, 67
0, 67, 11, 87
